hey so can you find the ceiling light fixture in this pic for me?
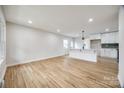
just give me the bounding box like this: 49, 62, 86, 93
28, 20, 32, 24
88, 18, 93, 22
81, 30, 85, 50
105, 28, 109, 32
82, 30, 85, 40
57, 29, 60, 32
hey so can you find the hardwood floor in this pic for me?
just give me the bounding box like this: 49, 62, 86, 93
4, 56, 120, 88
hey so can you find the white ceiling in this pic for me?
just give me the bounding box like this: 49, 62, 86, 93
3, 5, 119, 37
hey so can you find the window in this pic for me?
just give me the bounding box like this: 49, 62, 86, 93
63, 39, 68, 49
70, 41, 73, 48
75, 43, 79, 49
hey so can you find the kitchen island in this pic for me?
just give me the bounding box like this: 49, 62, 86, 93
69, 49, 97, 62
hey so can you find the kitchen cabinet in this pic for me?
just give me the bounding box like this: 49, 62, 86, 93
101, 32, 119, 43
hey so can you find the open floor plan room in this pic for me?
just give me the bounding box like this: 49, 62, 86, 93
0, 5, 124, 88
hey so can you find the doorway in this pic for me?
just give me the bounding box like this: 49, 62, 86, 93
90, 39, 101, 56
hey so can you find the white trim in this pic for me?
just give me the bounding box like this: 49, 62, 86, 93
118, 74, 124, 88
7, 54, 65, 67
0, 59, 6, 85
1, 65, 6, 80
0, 58, 4, 65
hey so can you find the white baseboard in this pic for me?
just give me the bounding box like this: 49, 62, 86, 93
7, 54, 65, 67
0, 59, 6, 88
118, 74, 124, 88
0, 79, 4, 88
2, 65, 6, 80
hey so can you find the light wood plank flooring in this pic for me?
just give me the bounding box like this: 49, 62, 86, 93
4, 56, 120, 88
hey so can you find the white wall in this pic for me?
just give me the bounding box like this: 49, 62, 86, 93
6, 22, 72, 66
118, 6, 124, 88
0, 6, 6, 84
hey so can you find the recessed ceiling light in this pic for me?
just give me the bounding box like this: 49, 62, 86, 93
105, 28, 109, 32
28, 20, 32, 24
88, 18, 93, 22
57, 29, 60, 32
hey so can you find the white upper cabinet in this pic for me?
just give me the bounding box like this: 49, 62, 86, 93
115, 32, 119, 43
101, 32, 119, 43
